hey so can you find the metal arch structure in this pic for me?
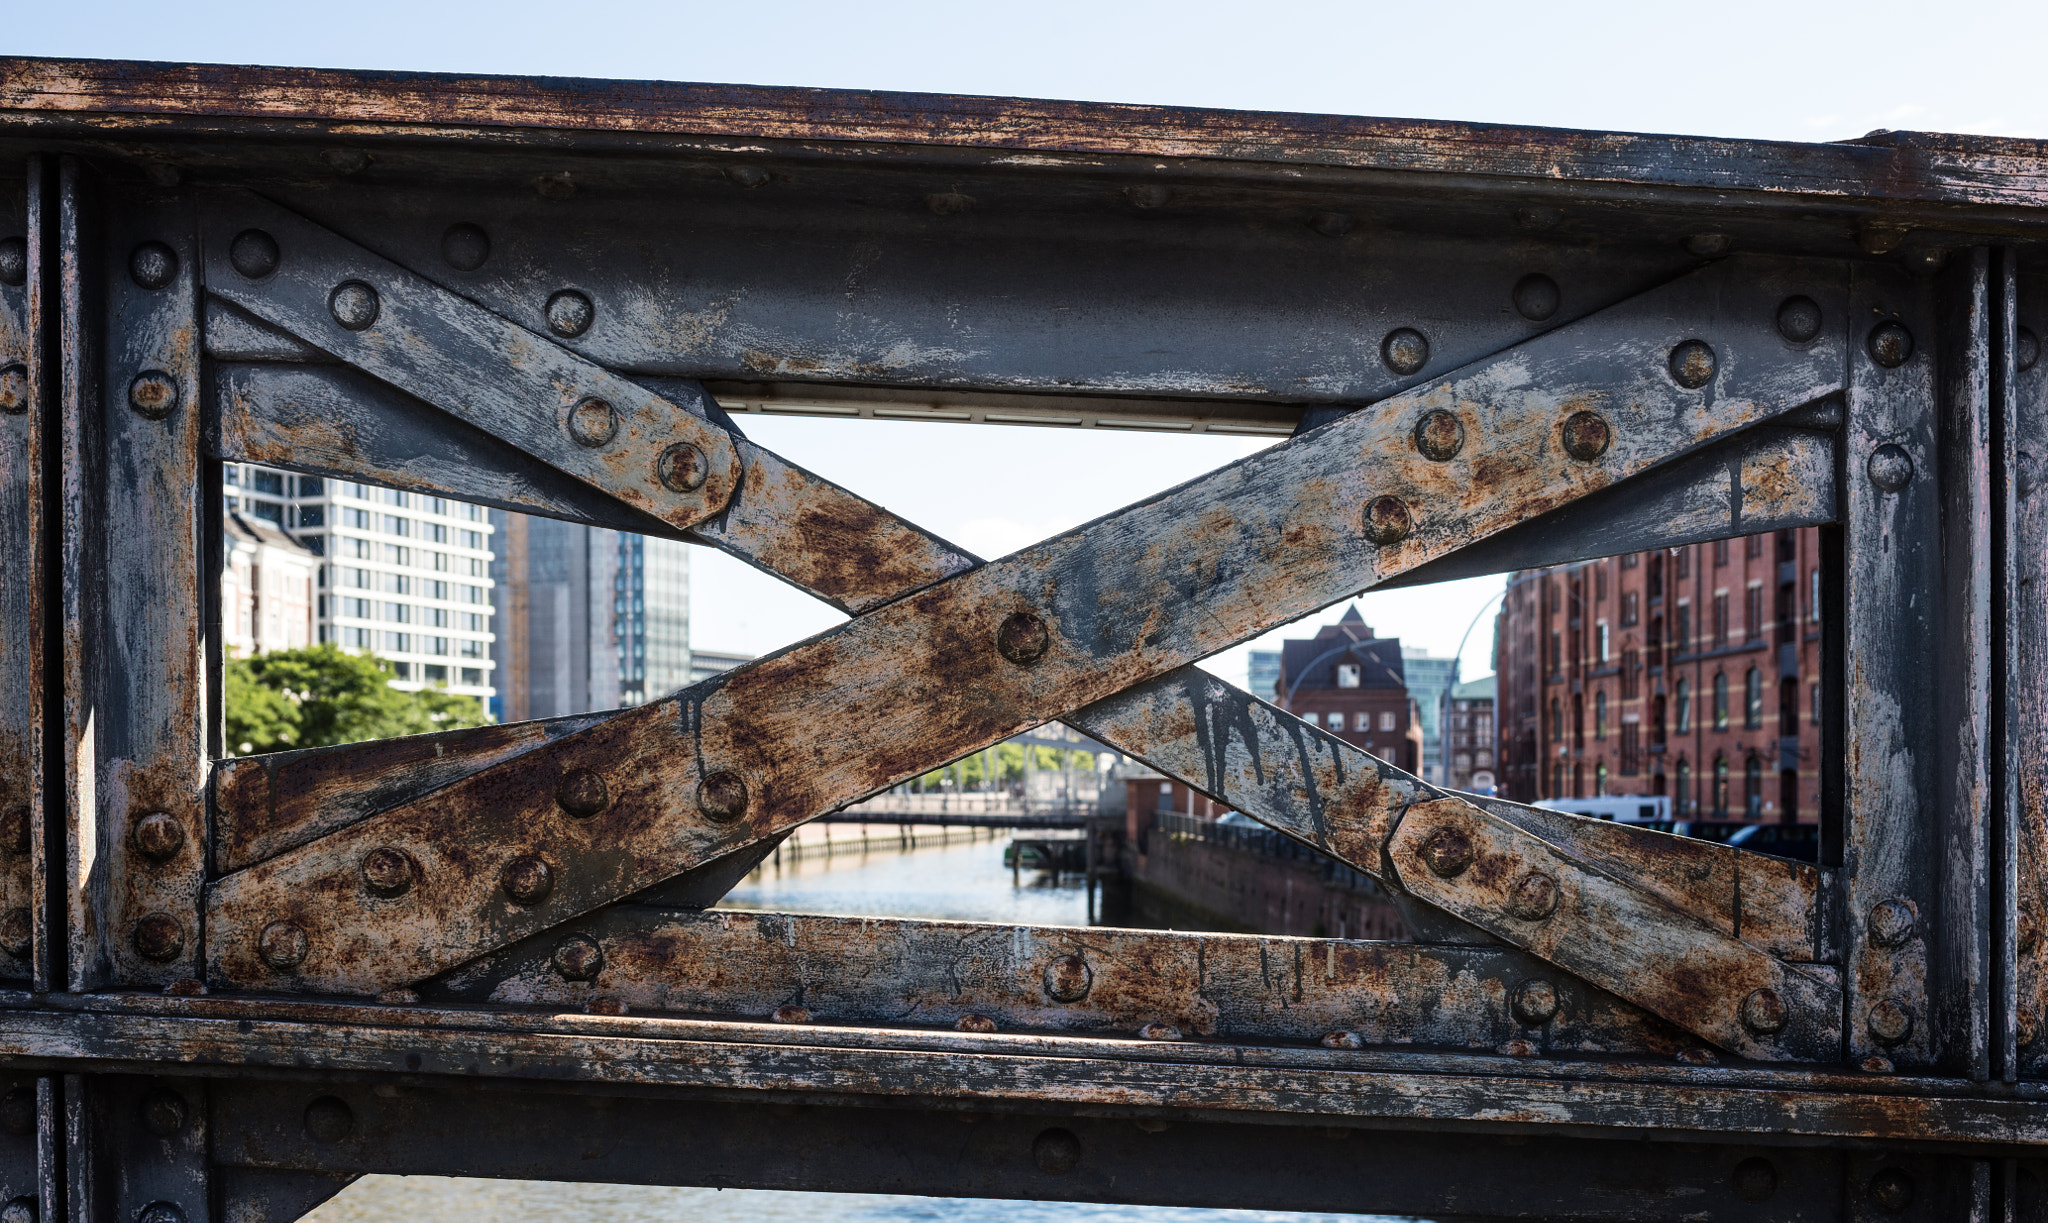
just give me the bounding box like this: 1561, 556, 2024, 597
0, 57, 2040, 1223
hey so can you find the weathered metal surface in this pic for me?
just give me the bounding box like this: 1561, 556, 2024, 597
0, 173, 39, 990
2014, 271, 2048, 1081
65, 1075, 210, 1223
204, 254, 1849, 996
198, 192, 742, 534
423, 907, 1689, 1055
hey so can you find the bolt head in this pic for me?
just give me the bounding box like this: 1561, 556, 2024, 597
1419, 825, 1475, 878
132, 913, 184, 963
1776, 296, 1823, 344
552, 934, 605, 981
500, 855, 555, 906
655, 442, 709, 493
556, 767, 610, 818
132, 812, 185, 862
566, 398, 618, 448
1512, 273, 1560, 322
696, 770, 749, 823
440, 223, 490, 271
1867, 444, 1914, 493
0, 1199, 34, 1223
0, 910, 28, 960
1043, 953, 1093, 1003
359, 846, 417, 898
1412, 410, 1464, 462
140, 1088, 187, 1137
1380, 328, 1429, 376
1559, 410, 1611, 462
0, 365, 26, 416
1511, 979, 1559, 1026
545, 289, 594, 338
0, 237, 24, 286
1668, 339, 1717, 389
1361, 495, 1413, 546
1732, 1157, 1779, 1203
2018, 326, 2041, 373
228, 229, 279, 279
129, 370, 180, 421
1867, 897, 1917, 947
955, 1013, 999, 1033
257, 920, 308, 970
129, 241, 179, 290
1740, 987, 1787, 1035
1505, 871, 1561, 921
1867, 321, 1914, 369
1032, 1127, 1082, 1175
1867, 998, 1914, 1045
1866, 1167, 1914, 1214
996, 611, 1052, 666
329, 281, 380, 331
1320, 1029, 1364, 1049
303, 1095, 354, 1144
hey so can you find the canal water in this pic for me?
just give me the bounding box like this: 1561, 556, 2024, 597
303, 837, 1417, 1223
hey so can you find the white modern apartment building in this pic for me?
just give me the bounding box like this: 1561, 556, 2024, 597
222, 465, 497, 701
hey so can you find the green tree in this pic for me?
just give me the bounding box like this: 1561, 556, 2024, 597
224, 643, 490, 757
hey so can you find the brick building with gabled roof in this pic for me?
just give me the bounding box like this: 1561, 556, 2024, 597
1273, 606, 1422, 773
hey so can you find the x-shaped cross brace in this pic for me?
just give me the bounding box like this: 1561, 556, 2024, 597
199, 192, 1848, 1060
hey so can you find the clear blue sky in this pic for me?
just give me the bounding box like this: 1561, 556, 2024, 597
15, 1, 2040, 685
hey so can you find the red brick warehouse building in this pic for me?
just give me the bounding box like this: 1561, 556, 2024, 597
1272, 606, 1424, 774
1494, 527, 1823, 822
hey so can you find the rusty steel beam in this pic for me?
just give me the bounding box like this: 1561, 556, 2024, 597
201, 254, 1848, 996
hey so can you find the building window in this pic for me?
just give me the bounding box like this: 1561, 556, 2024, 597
1597, 621, 1610, 662
1745, 667, 1763, 729
1548, 631, 1561, 675
1677, 547, 1691, 579
1676, 678, 1692, 733
1676, 758, 1692, 814
1746, 534, 1763, 558
1379, 711, 1396, 732
1621, 591, 1639, 627
1713, 672, 1729, 730
461, 668, 484, 685
1745, 754, 1764, 818
1746, 585, 1763, 639
1620, 649, 1639, 700
1328, 713, 1346, 730
1354, 712, 1370, 731
1675, 602, 1690, 653
1336, 663, 1360, 688
1713, 593, 1729, 646
1595, 567, 1608, 601
1810, 568, 1821, 622
1714, 538, 1729, 567
1622, 553, 1640, 569
1812, 682, 1822, 727
1595, 762, 1609, 796
1594, 690, 1608, 740
1549, 697, 1562, 741
1620, 724, 1640, 775
1713, 756, 1729, 816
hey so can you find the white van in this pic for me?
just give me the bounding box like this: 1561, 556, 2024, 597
1533, 796, 1672, 823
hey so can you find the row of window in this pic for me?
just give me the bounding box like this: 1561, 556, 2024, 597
328, 482, 489, 521
1549, 670, 1818, 742
331, 507, 488, 550
1549, 753, 1777, 818
323, 597, 490, 631
1302, 711, 1400, 733
323, 538, 491, 577
329, 627, 489, 658
325, 567, 491, 604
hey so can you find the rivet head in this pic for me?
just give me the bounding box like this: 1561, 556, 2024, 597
1320, 1029, 1364, 1049
0, 365, 26, 415
996, 611, 1052, 666
1380, 328, 1429, 376
0, 1199, 32, 1223
1866, 1167, 1914, 1214
1361, 495, 1413, 546
696, 770, 749, 823
0, 909, 29, 959
1511, 979, 1559, 1026
0, 1091, 25, 1137
132, 913, 184, 962
1777, 296, 1823, 344
228, 229, 279, 279
566, 398, 618, 448
1419, 826, 1475, 878
257, 920, 308, 970
1043, 953, 1093, 1002
1866, 444, 1914, 493
329, 281, 380, 331
1138, 1021, 1183, 1041
1867, 998, 1914, 1045
303, 1095, 354, 1144
359, 846, 417, 898
1740, 987, 1787, 1035
0, 237, 24, 286
955, 1013, 999, 1033
1668, 339, 1717, 389
130, 241, 179, 290
551, 934, 604, 981
1560, 410, 1611, 462
129, 371, 179, 421
1732, 1157, 1779, 1203
1867, 321, 1914, 368
140, 1088, 187, 1137
2018, 326, 2040, 373
556, 768, 610, 818
1504, 871, 1560, 921
1512, 273, 1559, 321
500, 856, 555, 905
1867, 897, 1916, 947
655, 442, 709, 493
1032, 1127, 1082, 1175
440, 223, 490, 271
545, 289, 594, 337
1684, 232, 1732, 258
1412, 410, 1464, 462
132, 812, 185, 862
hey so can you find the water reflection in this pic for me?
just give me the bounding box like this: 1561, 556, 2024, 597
720, 830, 1091, 925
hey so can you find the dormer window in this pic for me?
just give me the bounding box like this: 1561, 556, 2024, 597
1336, 663, 1361, 688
